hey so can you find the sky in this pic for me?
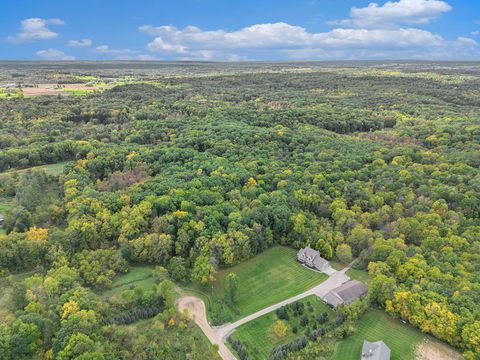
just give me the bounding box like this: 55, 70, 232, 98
1, 0, 479, 61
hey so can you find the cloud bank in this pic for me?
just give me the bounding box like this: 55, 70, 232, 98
7, 0, 480, 60
135, 0, 479, 60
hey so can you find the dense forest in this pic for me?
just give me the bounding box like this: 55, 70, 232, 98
0, 62, 479, 359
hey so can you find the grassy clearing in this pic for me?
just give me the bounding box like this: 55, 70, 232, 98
0, 197, 13, 214
229, 295, 334, 359
21, 162, 70, 175
183, 246, 327, 322
111, 266, 153, 287
0, 197, 13, 235
1, 162, 70, 176
332, 309, 425, 360
102, 266, 154, 299
346, 268, 371, 284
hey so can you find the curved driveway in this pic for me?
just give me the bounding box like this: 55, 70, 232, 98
176, 267, 350, 360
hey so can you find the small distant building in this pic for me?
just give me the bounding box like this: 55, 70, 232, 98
323, 280, 367, 308
297, 245, 330, 272
361, 340, 391, 360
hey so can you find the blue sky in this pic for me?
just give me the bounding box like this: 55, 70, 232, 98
1, 0, 479, 60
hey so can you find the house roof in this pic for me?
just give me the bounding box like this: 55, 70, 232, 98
312, 254, 329, 269
323, 291, 344, 308
297, 246, 329, 270
361, 340, 391, 360
303, 246, 318, 259
324, 280, 368, 307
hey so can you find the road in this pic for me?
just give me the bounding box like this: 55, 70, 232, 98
176, 267, 350, 360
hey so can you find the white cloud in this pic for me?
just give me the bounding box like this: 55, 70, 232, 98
333, 0, 452, 28
457, 37, 478, 47
67, 38, 92, 48
94, 45, 156, 60
139, 22, 451, 60
313, 28, 442, 47
8, 18, 64, 43
131, 0, 476, 61
36, 48, 75, 60
95, 45, 140, 56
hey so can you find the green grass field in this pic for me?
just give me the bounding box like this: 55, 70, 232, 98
229, 295, 334, 359
102, 266, 154, 299
184, 247, 328, 322
75, 75, 98, 82
63, 88, 95, 96
0, 197, 13, 214
346, 268, 371, 284
0, 162, 70, 176
332, 309, 425, 360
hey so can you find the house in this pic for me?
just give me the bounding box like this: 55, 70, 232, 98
297, 246, 329, 272
322, 280, 367, 308
361, 340, 391, 360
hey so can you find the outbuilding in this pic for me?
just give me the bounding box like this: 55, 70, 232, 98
322, 280, 367, 308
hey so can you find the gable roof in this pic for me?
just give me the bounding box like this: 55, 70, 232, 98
335, 280, 368, 302
323, 291, 344, 308
297, 246, 329, 270
361, 340, 391, 360
312, 253, 329, 270
324, 280, 368, 307
302, 245, 319, 259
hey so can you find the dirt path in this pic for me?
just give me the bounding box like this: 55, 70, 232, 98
176, 296, 237, 360
176, 267, 350, 360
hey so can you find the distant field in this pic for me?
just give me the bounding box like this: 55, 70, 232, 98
332, 309, 425, 360
229, 295, 334, 359
184, 246, 328, 322
22, 83, 106, 97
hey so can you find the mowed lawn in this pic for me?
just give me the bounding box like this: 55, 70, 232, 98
188, 247, 327, 322
332, 309, 425, 360
229, 295, 334, 359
